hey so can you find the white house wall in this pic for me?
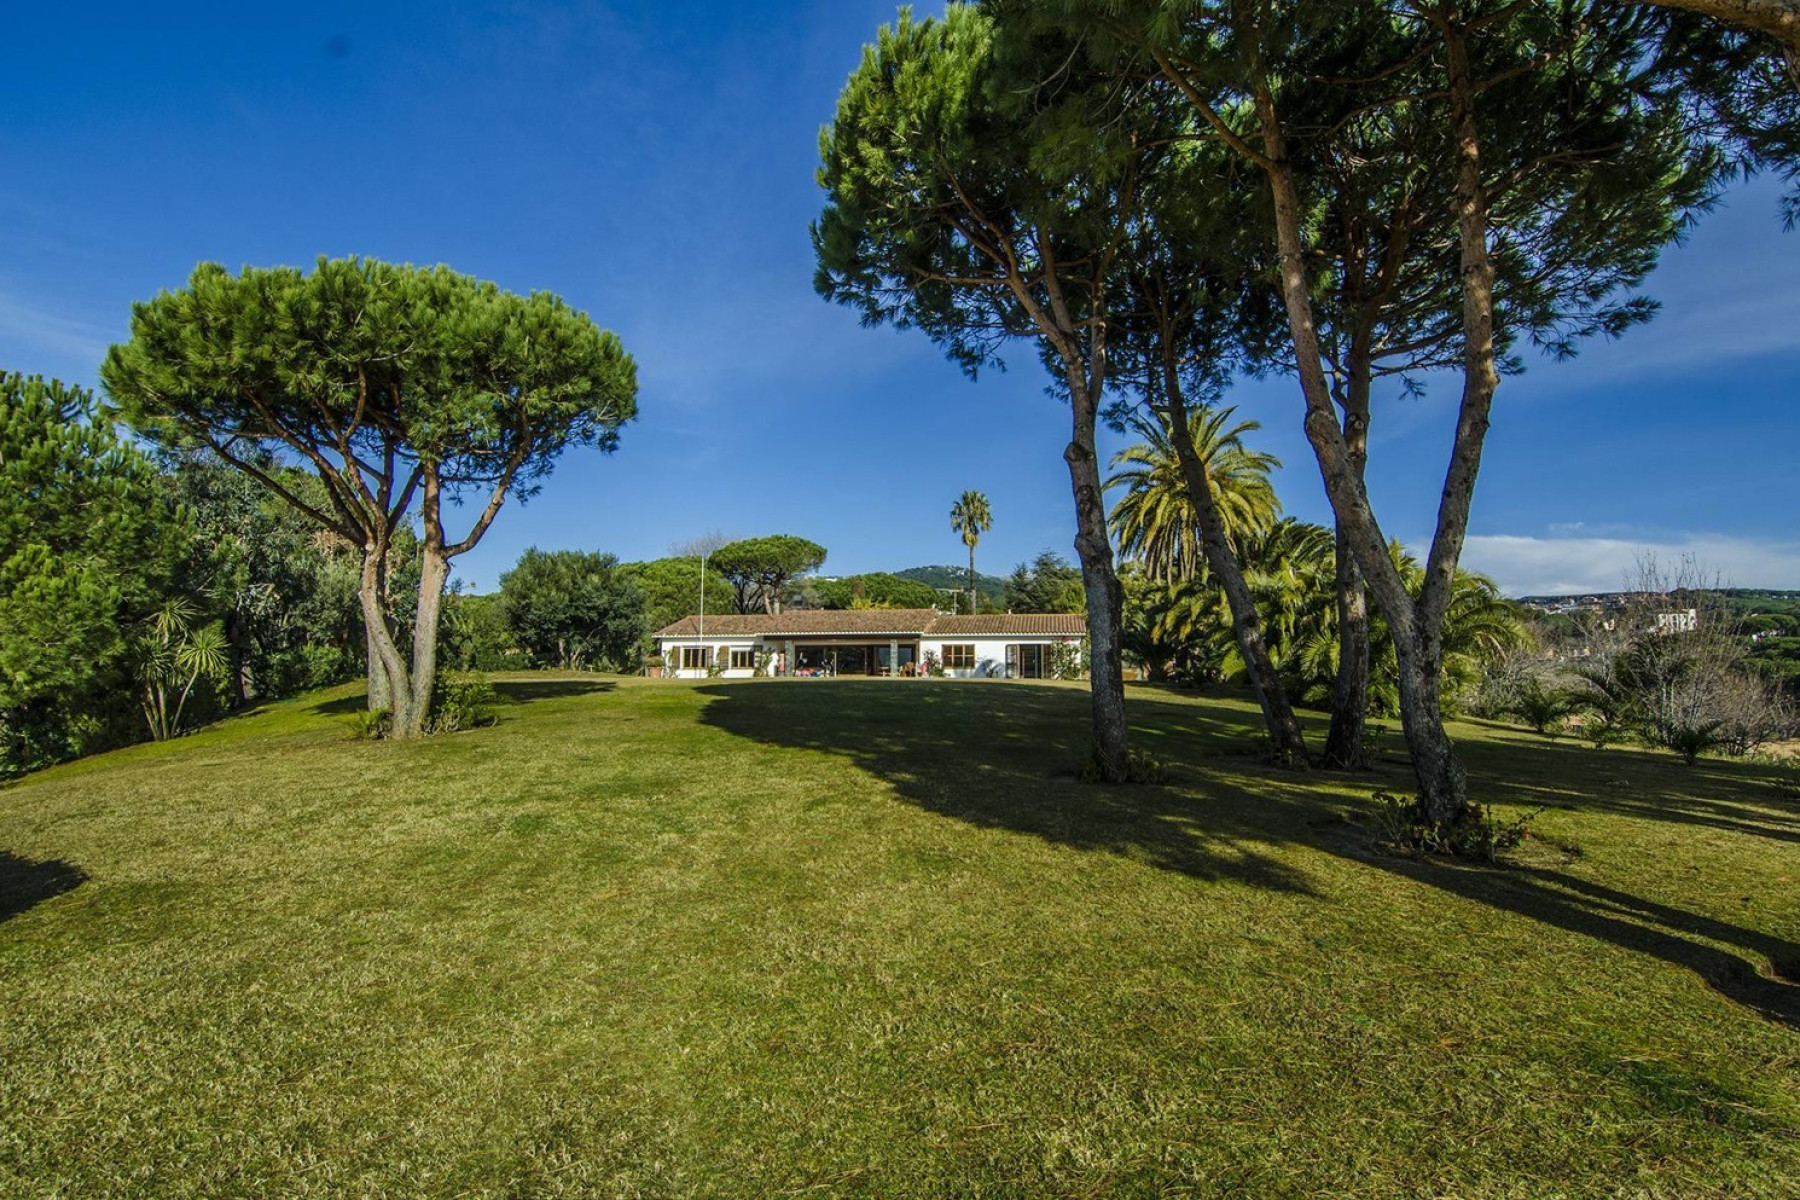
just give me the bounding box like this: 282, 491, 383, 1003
921, 635, 1081, 679
658, 637, 759, 680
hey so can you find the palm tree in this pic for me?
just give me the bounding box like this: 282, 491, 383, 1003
949, 490, 993, 613
138, 598, 230, 741
1108, 406, 1280, 583
1107, 405, 1309, 763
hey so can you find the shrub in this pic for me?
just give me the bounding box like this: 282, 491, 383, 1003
1079, 748, 1168, 785
265, 643, 357, 698
349, 708, 391, 740
1369, 789, 1541, 863
429, 672, 499, 734
1050, 640, 1087, 681
1511, 676, 1577, 738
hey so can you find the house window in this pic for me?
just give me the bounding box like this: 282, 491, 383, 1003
729, 648, 756, 671
942, 644, 975, 670
680, 646, 712, 671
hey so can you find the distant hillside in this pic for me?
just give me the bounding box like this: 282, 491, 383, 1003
895, 564, 1008, 600
1519, 588, 1800, 610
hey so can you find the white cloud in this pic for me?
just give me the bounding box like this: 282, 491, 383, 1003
1462, 532, 1800, 597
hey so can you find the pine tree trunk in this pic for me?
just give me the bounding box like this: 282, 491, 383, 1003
365, 621, 391, 711
1065, 382, 1130, 781
1247, 69, 1472, 815
359, 544, 410, 730
403, 544, 449, 739
1323, 524, 1371, 768
225, 609, 251, 707
395, 473, 453, 739
1158, 381, 1308, 765
1324, 383, 1372, 769
1393, 625, 1474, 830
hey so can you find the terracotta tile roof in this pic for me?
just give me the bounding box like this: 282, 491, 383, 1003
653, 610, 1089, 639
923, 614, 1088, 637
654, 609, 939, 637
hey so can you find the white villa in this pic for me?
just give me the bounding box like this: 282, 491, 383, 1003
653, 608, 1087, 680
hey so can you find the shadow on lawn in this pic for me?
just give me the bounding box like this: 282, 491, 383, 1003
309, 677, 616, 716
699, 680, 1325, 894
0, 851, 86, 923
1455, 728, 1800, 848
1368, 853, 1800, 1029
699, 680, 1800, 1029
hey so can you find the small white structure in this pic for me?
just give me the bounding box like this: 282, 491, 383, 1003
1654, 608, 1699, 635
653, 609, 1087, 681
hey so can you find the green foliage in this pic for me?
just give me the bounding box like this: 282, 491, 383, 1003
623, 556, 736, 635
428, 672, 500, 734
348, 708, 391, 741
1, 373, 188, 773
1003, 551, 1085, 615
949, 490, 994, 609
103, 259, 638, 504
157, 449, 370, 704
950, 491, 992, 551
1108, 405, 1281, 584
710, 536, 827, 614
499, 548, 645, 671
441, 592, 527, 673
1139, 519, 1529, 716
893, 565, 1007, 608
1078, 746, 1168, 785
1369, 790, 1541, 864
103, 256, 638, 737
1050, 640, 1087, 682
1511, 676, 1578, 739
811, 573, 941, 611
137, 598, 230, 741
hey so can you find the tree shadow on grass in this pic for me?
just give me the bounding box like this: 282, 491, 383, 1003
698, 680, 1322, 894
491, 678, 618, 704
1454, 729, 1800, 847
1355, 850, 1800, 1030
0, 852, 85, 923
309, 677, 617, 716
698, 680, 1800, 1028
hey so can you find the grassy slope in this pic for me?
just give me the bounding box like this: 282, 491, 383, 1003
1, 676, 1796, 1198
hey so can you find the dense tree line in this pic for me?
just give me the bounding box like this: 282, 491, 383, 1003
1, 374, 383, 775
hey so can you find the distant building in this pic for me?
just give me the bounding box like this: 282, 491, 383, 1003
1654, 608, 1699, 635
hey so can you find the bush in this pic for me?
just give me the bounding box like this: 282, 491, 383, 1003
1050, 640, 1087, 682
429, 672, 500, 734
1510, 676, 1577, 738
1079, 748, 1168, 785
1369, 790, 1541, 863
349, 708, 391, 740
264, 643, 357, 698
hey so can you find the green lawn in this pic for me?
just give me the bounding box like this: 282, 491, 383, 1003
2, 676, 1796, 1197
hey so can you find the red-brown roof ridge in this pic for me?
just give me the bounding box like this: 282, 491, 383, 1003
652, 609, 1088, 638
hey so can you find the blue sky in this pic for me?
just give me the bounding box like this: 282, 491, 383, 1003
3, 1, 1796, 596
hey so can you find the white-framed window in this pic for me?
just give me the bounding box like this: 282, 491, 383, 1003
942, 644, 975, 670
729, 648, 756, 671
680, 646, 712, 671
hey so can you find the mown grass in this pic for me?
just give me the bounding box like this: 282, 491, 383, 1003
1, 675, 1796, 1197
